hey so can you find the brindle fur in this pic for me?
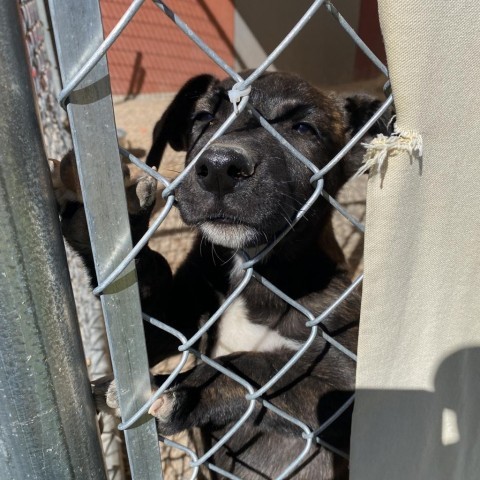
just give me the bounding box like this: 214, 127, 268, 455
54, 71, 390, 479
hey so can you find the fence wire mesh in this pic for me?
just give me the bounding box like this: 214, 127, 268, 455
51, 1, 391, 478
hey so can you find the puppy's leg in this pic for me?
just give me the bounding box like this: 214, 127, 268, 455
50, 152, 176, 363
130, 351, 342, 437
49, 152, 159, 260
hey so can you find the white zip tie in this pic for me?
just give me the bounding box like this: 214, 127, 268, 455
228, 83, 252, 114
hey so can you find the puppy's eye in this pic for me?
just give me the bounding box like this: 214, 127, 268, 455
193, 111, 214, 123
292, 122, 316, 135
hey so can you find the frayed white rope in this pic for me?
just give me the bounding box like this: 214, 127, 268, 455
355, 124, 423, 177
228, 82, 251, 114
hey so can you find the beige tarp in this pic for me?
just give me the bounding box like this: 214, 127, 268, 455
350, 2, 480, 479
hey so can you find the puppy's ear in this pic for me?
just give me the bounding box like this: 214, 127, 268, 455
146, 74, 218, 168
342, 93, 394, 179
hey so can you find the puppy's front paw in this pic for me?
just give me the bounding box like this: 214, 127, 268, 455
48, 151, 83, 210
147, 389, 192, 436
92, 375, 121, 418
124, 168, 157, 214
148, 391, 176, 422
49, 151, 158, 216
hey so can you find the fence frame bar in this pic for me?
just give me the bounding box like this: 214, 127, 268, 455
46, 0, 163, 478
0, 2, 107, 478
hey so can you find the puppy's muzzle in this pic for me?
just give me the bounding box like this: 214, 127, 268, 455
195, 146, 255, 195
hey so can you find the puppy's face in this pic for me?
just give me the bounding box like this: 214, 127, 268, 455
149, 72, 385, 249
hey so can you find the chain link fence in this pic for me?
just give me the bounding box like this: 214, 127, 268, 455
47, 1, 392, 478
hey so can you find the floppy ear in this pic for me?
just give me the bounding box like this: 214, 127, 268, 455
341, 93, 394, 179
146, 74, 218, 168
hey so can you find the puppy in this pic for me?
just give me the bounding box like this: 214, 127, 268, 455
55, 71, 389, 479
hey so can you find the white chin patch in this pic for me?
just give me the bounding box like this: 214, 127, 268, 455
199, 222, 259, 249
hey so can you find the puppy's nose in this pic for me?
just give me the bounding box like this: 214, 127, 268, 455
195, 147, 255, 195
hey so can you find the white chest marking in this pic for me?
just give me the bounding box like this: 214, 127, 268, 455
211, 297, 302, 358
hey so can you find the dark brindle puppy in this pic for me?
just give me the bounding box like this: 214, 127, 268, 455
53, 71, 389, 479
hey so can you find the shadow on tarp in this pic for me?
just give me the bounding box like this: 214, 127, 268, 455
351, 347, 480, 479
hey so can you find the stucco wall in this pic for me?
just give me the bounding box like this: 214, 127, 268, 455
234, 0, 364, 86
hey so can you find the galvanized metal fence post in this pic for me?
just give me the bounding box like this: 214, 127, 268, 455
0, 2, 107, 478
46, 0, 164, 478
